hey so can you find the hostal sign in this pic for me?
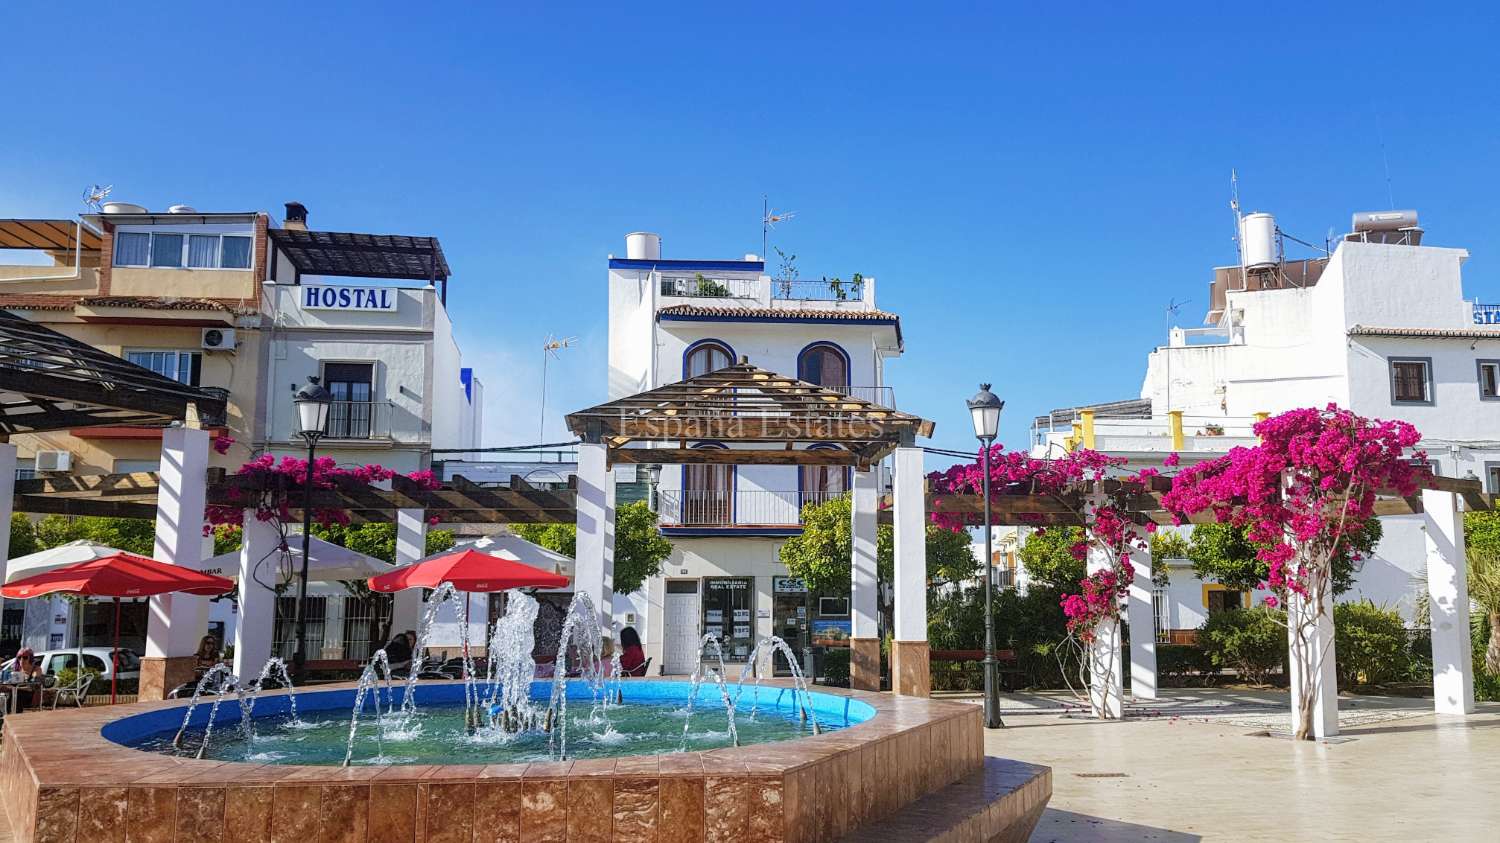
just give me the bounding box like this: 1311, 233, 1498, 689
301, 284, 398, 312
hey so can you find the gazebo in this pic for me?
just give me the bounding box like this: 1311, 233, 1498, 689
565, 360, 937, 694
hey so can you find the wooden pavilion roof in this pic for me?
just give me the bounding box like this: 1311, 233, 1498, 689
267, 228, 450, 281
0, 309, 228, 434
564, 361, 935, 470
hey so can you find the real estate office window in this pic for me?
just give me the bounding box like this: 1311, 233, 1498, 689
1388, 357, 1433, 405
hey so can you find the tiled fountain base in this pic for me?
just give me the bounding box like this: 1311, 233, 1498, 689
0, 680, 1050, 842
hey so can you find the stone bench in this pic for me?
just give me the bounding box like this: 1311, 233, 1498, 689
840, 756, 1051, 843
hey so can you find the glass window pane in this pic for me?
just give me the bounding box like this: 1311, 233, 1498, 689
1392, 361, 1427, 402
685, 343, 731, 377
221, 236, 252, 268
114, 232, 150, 266
1482, 364, 1498, 398
188, 235, 219, 267
150, 233, 183, 267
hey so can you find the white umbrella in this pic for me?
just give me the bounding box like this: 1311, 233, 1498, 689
446, 532, 573, 587
193, 535, 393, 585
3, 540, 128, 584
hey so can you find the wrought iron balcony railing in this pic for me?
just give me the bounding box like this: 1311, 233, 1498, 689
657, 489, 843, 527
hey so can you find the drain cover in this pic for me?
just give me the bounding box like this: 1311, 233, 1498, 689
1075, 772, 1128, 778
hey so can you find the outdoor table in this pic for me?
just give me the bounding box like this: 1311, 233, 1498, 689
0, 680, 42, 714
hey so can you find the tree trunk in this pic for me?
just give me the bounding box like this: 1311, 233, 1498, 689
1487, 610, 1500, 677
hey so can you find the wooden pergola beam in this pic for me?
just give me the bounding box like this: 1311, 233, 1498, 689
609, 447, 862, 467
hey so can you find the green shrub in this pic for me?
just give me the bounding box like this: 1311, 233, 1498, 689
819, 648, 850, 687
927, 583, 1074, 690
1156, 643, 1216, 686
1198, 606, 1286, 685
1332, 600, 1410, 688
1474, 613, 1500, 703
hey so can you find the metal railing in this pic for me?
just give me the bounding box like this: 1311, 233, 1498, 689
1475, 302, 1500, 325
658, 274, 758, 299
287, 400, 401, 441
771, 278, 865, 302
825, 384, 895, 408
658, 489, 843, 526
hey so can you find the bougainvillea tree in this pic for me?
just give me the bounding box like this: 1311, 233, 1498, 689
929, 446, 1165, 718
1162, 405, 1425, 739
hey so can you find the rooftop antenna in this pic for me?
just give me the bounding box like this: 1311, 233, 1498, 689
538, 334, 576, 445
1165, 298, 1190, 415
761, 198, 794, 260
82, 184, 112, 212
1230, 169, 1248, 292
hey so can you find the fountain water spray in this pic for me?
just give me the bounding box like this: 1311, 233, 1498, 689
680, 635, 740, 750
341, 649, 394, 766
483, 590, 542, 733
172, 657, 305, 759
545, 592, 610, 759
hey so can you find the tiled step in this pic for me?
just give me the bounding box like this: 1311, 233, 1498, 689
840, 756, 1051, 843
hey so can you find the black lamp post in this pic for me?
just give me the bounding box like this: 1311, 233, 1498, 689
291, 376, 332, 681
967, 383, 1005, 729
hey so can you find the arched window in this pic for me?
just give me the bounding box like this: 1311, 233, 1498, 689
798, 342, 849, 388
684, 340, 734, 379
800, 444, 849, 508
683, 443, 733, 525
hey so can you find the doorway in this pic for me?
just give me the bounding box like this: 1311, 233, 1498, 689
663, 580, 701, 674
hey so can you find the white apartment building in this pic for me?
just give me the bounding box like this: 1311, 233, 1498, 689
606, 232, 904, 675
1031, 209, 1496, 634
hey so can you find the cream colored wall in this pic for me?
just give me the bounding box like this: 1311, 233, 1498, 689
10, 319, 265, 473
108, 267, 256, 300
0, 266, 100, 295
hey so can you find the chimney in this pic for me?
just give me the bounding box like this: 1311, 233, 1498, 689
283, 202, 309, 231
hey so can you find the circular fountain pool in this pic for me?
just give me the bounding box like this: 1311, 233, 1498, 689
103, 680, 875, 766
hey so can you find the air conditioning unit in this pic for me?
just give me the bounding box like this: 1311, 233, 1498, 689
34, 450, 71, 472
201, 328, 237, 351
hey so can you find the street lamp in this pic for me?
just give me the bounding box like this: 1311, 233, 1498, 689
967, 383, 1005, 729
291, 376, 332, 681
642, 463, 662, 509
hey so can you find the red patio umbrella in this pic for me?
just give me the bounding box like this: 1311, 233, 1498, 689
368, 548, 570, 665
1, 552, 235, 704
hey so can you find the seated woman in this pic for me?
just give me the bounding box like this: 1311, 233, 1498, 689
194, 635, 221, 673
619, 627, 647, 677
9, 649, 43, 711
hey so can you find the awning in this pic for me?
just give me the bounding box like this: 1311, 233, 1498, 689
0, 219, 101, 254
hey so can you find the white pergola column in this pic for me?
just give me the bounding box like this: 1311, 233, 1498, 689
1085, 540, 1124, 718
0, 442, 15, 583
576, 443, 616, 633
233, 511, 280, 680
1423, 488, 1475, 715
391, 508, 427, 638
849, 467, 880, 691
1126, 545, 1158, 701
143, 427, 211, 699
1286, 582, 1338, 738
891, 445, 929, 697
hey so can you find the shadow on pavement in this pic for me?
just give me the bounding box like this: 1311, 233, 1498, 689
1030, 809, 1203, 842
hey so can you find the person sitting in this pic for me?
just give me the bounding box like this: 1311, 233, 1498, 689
619, 626, 647, 677
384, 630, 415, 670
9, 649, 43, 711
194, 635, 221, 673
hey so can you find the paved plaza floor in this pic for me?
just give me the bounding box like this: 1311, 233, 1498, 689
967, 690, 1500, 841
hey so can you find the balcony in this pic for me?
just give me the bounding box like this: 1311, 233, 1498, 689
770, 278, 866, 302
287, 400, 422, 444
658, 274, 758, 299
657, 489, 842, 529
1475, 303, 1500, 325
653, 271, 880, 312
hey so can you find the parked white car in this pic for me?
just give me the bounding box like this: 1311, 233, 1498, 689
1, 648, 140, 682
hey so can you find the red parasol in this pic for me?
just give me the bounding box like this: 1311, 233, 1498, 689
1, 552, 234, 704
367, 548, 569, 593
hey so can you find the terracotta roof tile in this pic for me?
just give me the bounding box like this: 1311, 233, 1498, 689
1348, 325, 1500, 339
657, 304, 899, 321
0, 295, 81, 311
78, 296, 233, 312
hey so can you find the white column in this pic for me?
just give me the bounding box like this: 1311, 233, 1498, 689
1423, 489, 1475, 715
391, 508, 427, 637
0, 443, 15, 584
1086, 541, 1124, 718
892, 447, 926, 641
1287, 581, 1338, 738
1127, 546, 1158, 701
602, 460, 617, 635
576, 443, 615, 632
850, 468, 879, 639
233, 511, 280, 679
146, 427, 211, 659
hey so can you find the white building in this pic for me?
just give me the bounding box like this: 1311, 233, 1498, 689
1031, 208, 1496, 634
605, 232, 904, 675
258, 203, 483, 472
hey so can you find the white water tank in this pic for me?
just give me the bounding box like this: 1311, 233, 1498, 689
1352, 210, 1419, 232
101, 202, 147, 214
625, 232, 661, 261
1240, 212, 1277, 268
167, 204, 197, 214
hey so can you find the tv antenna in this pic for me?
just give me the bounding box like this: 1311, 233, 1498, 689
761, 197, 794, 259
82, 184, 112, 212
538, 334, 576, 444
1165, 298, 1191, 414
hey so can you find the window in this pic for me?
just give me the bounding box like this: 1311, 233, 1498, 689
1205, 588, 1244, 615
798, 343, 849, 388
1479, 360, 1500, 400
1389, 358, 1432, 404
126, 350, 201, 386
113, 231, 253, 269
701, 577, 754, 660
323, 362, 375, 439
800, 444, 848, 508
1152, 587, 1169, 644
682, 443, 732, 524
818, 596, 849, 617
113, 459, 160, 474
1486, 463, 1500, 495
684, 341, 733, 378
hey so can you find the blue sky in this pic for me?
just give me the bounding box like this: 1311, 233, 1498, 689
3, 2, 1498, 454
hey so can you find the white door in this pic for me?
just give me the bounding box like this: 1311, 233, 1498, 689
663, 580, 701, 675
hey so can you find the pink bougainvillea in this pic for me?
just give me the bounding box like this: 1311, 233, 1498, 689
204, 456, 443, 533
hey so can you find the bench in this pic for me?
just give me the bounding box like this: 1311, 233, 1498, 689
840, 756, 1052, 842
929, 649, 1025, 691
